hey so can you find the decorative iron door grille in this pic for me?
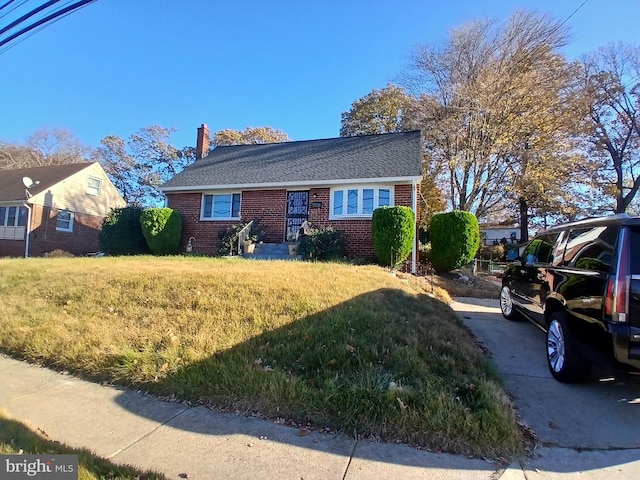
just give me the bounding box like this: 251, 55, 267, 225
285, 191, 309, 241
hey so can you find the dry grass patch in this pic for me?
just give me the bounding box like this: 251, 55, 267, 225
0, 256, 522, 458
432, 272, 500, 299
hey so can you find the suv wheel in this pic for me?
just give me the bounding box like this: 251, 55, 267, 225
546, 311, 591, 383
500, 285, 518, 320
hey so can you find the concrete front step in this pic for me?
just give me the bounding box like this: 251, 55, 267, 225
243, 242, 297, 260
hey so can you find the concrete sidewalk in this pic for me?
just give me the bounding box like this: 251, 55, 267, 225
0, 354, 500, 480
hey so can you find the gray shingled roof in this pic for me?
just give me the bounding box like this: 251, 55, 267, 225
161, 131, 422, 191
0, 163, 92, 202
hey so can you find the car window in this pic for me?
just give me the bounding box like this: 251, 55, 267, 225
631, 227, 640, 274
521, 232, 559, 265
550, 230, 568, 266
565, 226, 617, 272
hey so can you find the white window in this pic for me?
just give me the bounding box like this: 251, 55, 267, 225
330, 186, 393, 218
87, 176, 102, 196
56, 210, 74, 232
201, 193, 241, 220
0, 206, 27, 227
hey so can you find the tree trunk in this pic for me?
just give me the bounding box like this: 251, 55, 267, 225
519, 196, 529, 242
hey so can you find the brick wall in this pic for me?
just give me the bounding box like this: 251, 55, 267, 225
0, 239, 25, 257
168, 183, 419, 260
29, 204, 103, 256
307, 184, 417, 260
167, 193, 231, 255
0, 205, 103, 257
241, 190, 287, 243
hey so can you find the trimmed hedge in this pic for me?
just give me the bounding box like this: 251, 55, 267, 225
139, 208, 183, 255
372, 206, 415, 268
430, 210, 480, 272
99, 206, 150, 255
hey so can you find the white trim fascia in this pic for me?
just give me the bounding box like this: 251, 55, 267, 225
160, 176, 423, 193
0, 200, 30, 206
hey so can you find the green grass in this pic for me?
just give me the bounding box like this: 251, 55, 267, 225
0, 256, 522, 458
0, 409, 167, 480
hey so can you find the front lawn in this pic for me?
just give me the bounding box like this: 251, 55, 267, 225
0, 256, 522, 458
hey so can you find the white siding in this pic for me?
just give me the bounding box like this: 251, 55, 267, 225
29, 163, 125, 217
0, 226, 25, 240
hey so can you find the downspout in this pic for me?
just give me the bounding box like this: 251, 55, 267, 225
411, 179, 417, 274
23, 201, 32, 258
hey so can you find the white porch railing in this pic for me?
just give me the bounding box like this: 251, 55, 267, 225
237, 220, 254, 256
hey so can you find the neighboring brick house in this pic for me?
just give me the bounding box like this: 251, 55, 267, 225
0, 162, 126, 257
161, 125, 423, 271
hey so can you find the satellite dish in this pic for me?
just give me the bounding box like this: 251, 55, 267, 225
22, 177, 40, 189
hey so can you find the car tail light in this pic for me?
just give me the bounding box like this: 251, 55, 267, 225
606, 228, 630, 323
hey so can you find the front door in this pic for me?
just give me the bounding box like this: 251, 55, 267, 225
285, 191, 309, 241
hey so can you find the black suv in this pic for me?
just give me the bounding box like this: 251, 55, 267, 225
500, 214, 640, 382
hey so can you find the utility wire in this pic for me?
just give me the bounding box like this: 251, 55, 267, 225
0, 0, 95, 49
0, 4, 73, 55
0, 0, 18, 11
558, 0, 590, 29
0, 0, 29, 20
0, 0, 61, 37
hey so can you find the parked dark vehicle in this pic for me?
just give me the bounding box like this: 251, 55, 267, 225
500, 214, 640, 383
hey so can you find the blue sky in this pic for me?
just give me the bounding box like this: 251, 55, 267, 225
1, 0, 638, 152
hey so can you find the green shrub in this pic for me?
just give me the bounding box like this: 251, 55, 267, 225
298, 226, 347, 261
139, 208, 183, 255
99, 206, 149, 255
372, 206, 415, 267
218, 223, 245, 256
430, 211, 480, 273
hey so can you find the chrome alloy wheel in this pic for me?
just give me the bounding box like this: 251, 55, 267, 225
500, 286, 514, 317
547, 319, 566, 373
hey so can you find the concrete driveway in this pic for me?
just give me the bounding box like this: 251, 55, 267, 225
453, 297, 640, 451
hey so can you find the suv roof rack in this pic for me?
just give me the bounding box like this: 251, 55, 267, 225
545, 213, 640, 232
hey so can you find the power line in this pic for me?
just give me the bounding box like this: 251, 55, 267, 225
0, 0, 18, 11
0, 0, 29, 20
0, 3, 75, 55
0, 0, 61, 38
0, 0, 96, 50
558, 0, 590, 29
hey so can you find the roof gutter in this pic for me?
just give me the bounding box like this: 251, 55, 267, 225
23, 200, 32, 258
159, 176, 424, 193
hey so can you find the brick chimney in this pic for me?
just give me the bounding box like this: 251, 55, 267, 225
195, 123, 210, 160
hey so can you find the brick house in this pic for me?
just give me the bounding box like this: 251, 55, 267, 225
160, 125, 423, 270
0, 162, 126, 257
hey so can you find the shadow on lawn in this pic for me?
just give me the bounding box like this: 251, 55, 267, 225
111, 290, 640, 473
113, 287, 508, 471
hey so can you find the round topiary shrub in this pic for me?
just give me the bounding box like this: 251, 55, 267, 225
372, 206, 415, 268
430, 210, 480, 272
139, 208, 183, 255
99, 206, 150, 255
